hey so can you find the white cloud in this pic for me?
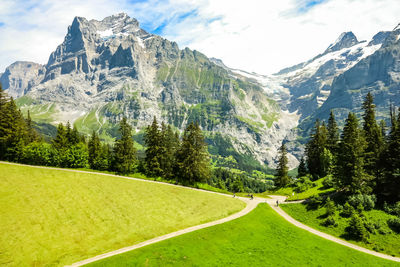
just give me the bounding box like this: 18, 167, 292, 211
0, 0, 399, 74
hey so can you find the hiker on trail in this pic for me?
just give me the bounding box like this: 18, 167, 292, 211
251, 194, 253, 200
276, 200, 279, 206
233, 193, 236, 198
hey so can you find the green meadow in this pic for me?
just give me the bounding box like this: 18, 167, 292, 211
89, 204, 399, 266
0, 163, 244, 266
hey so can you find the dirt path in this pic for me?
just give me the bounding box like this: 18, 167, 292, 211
266, 196, 400, 263
2, 162, 399, 264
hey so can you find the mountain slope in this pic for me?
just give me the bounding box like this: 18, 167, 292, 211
5, 13, 299, 170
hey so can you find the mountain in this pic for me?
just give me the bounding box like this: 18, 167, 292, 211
2, 13, 299, 171
3, 13, 399, 171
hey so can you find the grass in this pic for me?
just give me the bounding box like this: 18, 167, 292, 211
0, 163, 245, 266
281, 203, 400, 257
266, 177, 334, 201
88, 204, 399, 266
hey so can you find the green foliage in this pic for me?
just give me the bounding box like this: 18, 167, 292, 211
327, 110, 339, 156
144, 117, 163, 177
387, 217, 400, 233
334, 113, 372, 194
297, 157, 307, 178
346, 213, 370, 241
112, 117, 136, 174
325, 197, 337, 217
341, 202, 356, 218
306, 120, 330, 180
348, 194, 377, 211
175, 122, 210, 184
384, 202, 400, 216
322, 174, 334, 189
275, 142, 290, 187
21, 142, 58, 166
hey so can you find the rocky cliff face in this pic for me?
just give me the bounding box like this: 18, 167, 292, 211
5, 13, 299, 170
0, 61, 46, 98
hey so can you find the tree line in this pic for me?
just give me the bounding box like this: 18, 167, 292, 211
301, 92, 399, 203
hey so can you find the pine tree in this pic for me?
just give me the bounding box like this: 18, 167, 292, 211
327, 110, 339, 156
25, 110, 39, 143
0, 85, 11, 159
113, 117, 136, 174
88, 130, 101, 170
144, 116, 162, 177
275, 142, 290, 187
160, 124, 179, 179
175, 122, 210, 184
297, 156, 307, 178
2, 98, 27, 161
53, 123, 68, 150
362, 92, 383, 176
306, 120, 328, 179
334, 113, 372, 194
382, 108, 400, 201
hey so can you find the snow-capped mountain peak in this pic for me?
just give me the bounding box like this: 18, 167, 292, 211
324, 31, 359, 54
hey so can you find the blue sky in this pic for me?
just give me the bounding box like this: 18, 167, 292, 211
0, 0, 399, 74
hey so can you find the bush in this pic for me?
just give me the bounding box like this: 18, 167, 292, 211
384, 202, 400, 216
387, 217, 400, 233
346, 213, 369, 241
322, 175, 335, 189
294, 175, 315, 193
21, 142, 59, 166
340, 202, 355, 218
323, 216, 338, 227
307, 195, 323, 210
348, 194, 376, 211
325, 197, 336, 216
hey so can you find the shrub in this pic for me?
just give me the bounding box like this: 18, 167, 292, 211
387, 217, 400, 233
21, 142, 59, 166
323, 216, 338, 227
325, 197, 336, 216
346, 213, 369, 241
364, 221, 376, 234
341, 202, 355, 218
322, 175, 334, 189
307, 195, 323, 210
348, 194, 376, 211
384, 202, 400, 216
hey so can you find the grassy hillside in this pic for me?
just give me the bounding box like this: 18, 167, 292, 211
282, 203, 400, 257
88, 204, 398, 266
0, 163, 245, 266
261, 176, 334, 201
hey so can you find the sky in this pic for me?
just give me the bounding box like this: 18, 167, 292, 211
0, 0, 399, 74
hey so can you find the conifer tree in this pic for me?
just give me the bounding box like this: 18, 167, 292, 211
382, 108, 400, 201
327, 110, 339, 155
53, 123, 68, 150
334, 113, 372, 194
362, 92, 383, 176
306, 120, 328, 179
144, 116, 162, 177
113, 117, 136, 174
88, 130, 101, 169
297, 156, 307, 178
0, 85, 11, 159
175, 122, 210, 184
160, 123, 179, 178
275, 142, 290, 187
25, 110, 39, 143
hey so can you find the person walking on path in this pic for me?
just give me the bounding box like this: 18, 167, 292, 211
276, 200, 279, 206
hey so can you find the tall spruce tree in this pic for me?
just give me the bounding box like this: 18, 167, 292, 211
275, 142, 290, 187
25, 110, 39, 143
53, 123, 68, 150
88, 130, 101, 169
327, 110, 339, 156
334, 113, 372, 194
113, 117, 136, 174
0, 84, 10, 159
159, 123, 179, 179
144, 116, 162, 177
297, 156, 307, 178
306, 120, 328, 180
362, 92, 383, 177
382, 108, 400, 201
175, 122, 210, 184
